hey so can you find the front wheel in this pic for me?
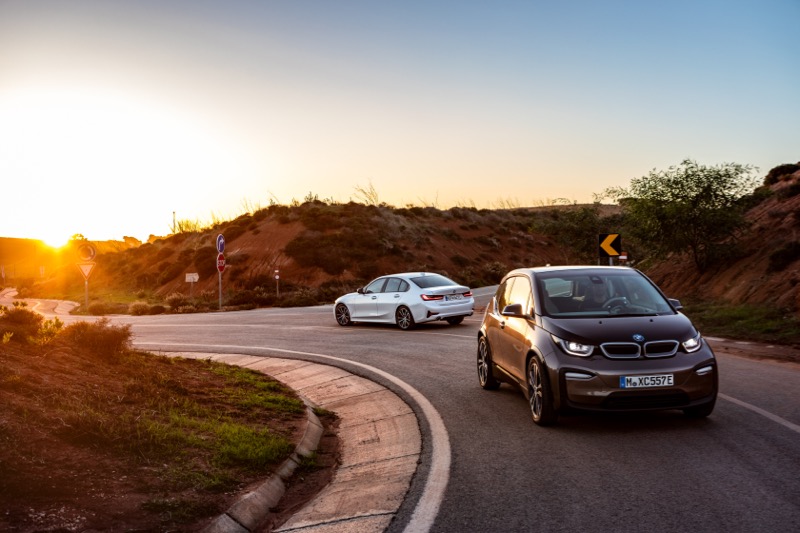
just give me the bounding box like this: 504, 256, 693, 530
395, 306, 415, 330
527, 357, 557, 426
335, 303, 352, 326
477, 337, 500, 390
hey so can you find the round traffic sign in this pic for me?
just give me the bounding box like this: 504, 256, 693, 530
217, 253, 225, 273
77, 243, 96, 261
216, 234, 225, 253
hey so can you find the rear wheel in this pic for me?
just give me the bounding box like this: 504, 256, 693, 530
446, 316, 464, 326
527, 357, 557, 426
335, 303, 352, 326
477, 337, 500, 390
395, 306, 415, 330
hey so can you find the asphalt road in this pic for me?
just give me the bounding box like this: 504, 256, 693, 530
17, 288, 800, 532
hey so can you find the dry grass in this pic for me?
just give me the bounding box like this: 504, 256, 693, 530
0, 310, 308, 531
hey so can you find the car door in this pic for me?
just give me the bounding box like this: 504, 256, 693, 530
486, 277, 516, 372
492, 275, 534, 384
375, 277, 407, 320
349, 278, 385, 319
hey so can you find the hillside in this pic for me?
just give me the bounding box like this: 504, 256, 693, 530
647, 167, 800, 312
6, 203, 577, 310
2, 168, 799, 324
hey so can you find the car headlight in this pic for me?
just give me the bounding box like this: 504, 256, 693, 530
682, 332, 703, 353
552, 334, 595, 357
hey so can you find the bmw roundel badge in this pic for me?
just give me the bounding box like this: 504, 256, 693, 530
633, 334, 645, 342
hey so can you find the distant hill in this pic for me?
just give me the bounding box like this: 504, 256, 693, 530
3, 167, 799, 320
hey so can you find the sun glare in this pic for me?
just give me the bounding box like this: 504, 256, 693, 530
0, 86, 256, 242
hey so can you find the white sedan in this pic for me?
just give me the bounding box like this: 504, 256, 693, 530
334, 272, 474, 330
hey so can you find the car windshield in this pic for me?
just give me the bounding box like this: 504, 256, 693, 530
536, 270, 675, 318
410, 274, 459, 289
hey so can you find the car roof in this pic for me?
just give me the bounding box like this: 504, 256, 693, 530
378, 272, 445, 278
507, 265, 637, 276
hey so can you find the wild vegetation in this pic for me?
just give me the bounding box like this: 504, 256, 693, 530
0, 303, 311, 530
2, 160, 799, 343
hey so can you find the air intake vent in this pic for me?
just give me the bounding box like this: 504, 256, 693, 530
644, 341, 679, 358
600, 343, 641, 359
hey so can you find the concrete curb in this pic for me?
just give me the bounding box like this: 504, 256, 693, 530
166, 352, 422, 533
202, 400, 324, 533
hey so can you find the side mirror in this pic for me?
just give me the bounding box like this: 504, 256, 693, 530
357, 288, 365, 295
501, 303, 525, 317
668, 298, 683, 311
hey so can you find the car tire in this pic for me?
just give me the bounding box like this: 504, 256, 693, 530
683, 397, 716, 418
335, 303, 352, 326
395, 306, 415, 330
446, 316, 464, 326
527, 357, 557, 426
477, 337, 500, 390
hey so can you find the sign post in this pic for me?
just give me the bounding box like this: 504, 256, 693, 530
275, 269, 280, 298
185, 272, 199, 297
216, 234, 225, 310
75, 243, 97, 311
598, 234, 622, 266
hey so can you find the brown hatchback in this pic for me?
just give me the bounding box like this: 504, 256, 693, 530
477, 266, 718, 425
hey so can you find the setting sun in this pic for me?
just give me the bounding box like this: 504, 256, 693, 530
0, 86, 258, 243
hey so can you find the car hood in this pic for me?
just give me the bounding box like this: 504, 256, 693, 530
540, 313, 697, 345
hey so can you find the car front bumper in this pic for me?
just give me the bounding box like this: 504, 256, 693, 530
556, 351, 718, 412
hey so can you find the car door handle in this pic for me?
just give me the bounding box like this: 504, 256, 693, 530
500, 321, 506, 329
394, 294, 400, 298
371, 296, 377, 300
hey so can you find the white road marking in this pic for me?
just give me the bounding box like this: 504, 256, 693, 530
719, 393, 800, 434
134, 341, 449, 533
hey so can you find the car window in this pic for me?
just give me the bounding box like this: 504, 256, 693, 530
496, 278, 515, 312
384, 278, 405, 293
410, 274, 458, 288
508, 276, 533, 315
537, 271, 674, 317
364, 278, 386, 294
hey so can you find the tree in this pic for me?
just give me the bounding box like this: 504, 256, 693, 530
605, 159, 759, 272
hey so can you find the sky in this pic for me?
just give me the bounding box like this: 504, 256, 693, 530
1, 0, 798, 246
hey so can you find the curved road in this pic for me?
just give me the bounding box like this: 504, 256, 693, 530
13, 289, 800, 532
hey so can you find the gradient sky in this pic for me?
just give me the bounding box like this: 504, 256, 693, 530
1, 0, 798, 246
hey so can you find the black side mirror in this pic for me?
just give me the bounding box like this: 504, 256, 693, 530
668, 298, 683, 311
357, 288, 365, 295
501, 303, 525, 317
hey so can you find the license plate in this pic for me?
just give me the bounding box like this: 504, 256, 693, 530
445, 294, 463, 301
619, 374, 673, 388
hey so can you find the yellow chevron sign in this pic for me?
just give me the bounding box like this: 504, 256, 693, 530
599, 234, 621, 257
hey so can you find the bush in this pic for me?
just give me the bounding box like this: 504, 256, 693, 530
278, 287, 319, 307
768, 242, 800, 273
129, 302, 151, 316
86, 302, 130, 316
764, 163, 800, 185
0, 304, 44, 344
166, 292, 189, 309
60, 319, 132, 361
